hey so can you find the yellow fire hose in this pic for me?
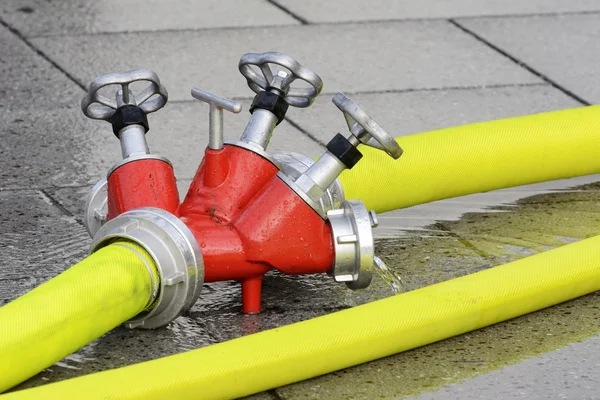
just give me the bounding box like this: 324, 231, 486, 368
2, 106, 600, 397
3, 232, 600, 400
340, 105, 600, 213
0, 241, 158, 393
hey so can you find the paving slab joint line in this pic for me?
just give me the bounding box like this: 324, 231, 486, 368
0, 187, 44, 192
26, 22, 306, 40
1, 183, 96, 193
432, 221, 492, 259
169, 82, 548, 106
20, 10, 600, 40
37, 189, 90, 243
38, 189, 77, 217
323, 82, 548, 97
284, 117, 327, 147
448, 19, 590, 106
267, 0, 309, 25
0, 17, 86, 91
456, 9, 600, 22
259, 9, 600, 27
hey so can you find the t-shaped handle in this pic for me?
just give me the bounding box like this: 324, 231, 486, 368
191, 88, 242, 150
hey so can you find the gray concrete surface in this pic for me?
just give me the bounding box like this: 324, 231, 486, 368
0, 0, 299, 36
29, 21, 540, 101
0, 24, 81, 111
2, 1, 600, 398
459, 14, 600, 104
289, 84, 579, 144
1, 100, 321, 189
411, 333, 600, 400
273, 0, 600, 22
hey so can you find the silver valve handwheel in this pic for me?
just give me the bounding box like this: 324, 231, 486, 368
238, 52, 323, 108
81, 69, 168, 121
333, 93, 403, 159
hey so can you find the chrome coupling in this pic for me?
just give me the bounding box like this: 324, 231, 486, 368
327, 200, 378, 290
274, 152, 345, 215
90, 207, 204, 329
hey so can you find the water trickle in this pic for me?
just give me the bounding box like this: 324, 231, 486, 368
373, 256, 405, 294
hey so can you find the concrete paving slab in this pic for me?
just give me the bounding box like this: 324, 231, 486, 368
458, 13, 600, 104
0, 24, 82, 111
147, 99, 324, 171
0, 100, 321, 189
0, 106, 119, 189
0, 189, 89, 304
45, 179, 192, 226
0, 0, 298, 37
410, 333, 600, 400
29, 20, 541, 102
287, 84, 580, 144
274, 0, 600, 23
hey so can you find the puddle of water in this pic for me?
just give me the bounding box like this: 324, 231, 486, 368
375, 175, 600, 238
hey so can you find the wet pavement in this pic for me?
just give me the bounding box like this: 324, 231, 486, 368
2, 1, 600, 398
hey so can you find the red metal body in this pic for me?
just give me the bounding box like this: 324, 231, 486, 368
107, 144, 334, 314
107, 159, 179, 218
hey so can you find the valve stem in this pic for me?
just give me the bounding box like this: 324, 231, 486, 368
191, 88, 242, 150
278, 93, 402, 219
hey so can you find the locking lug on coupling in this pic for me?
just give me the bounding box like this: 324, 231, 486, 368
85, 177, 108, 237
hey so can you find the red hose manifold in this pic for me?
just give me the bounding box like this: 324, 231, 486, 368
82, 52, 403, 326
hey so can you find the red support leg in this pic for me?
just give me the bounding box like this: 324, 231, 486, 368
241, 276, 263, 314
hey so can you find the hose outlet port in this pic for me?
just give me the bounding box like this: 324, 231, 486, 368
327, 200, 374, 290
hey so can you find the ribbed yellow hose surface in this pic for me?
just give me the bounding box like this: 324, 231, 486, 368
0, 241, 157, 393
340, 105, 600, 213
5, 234, 600, 400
